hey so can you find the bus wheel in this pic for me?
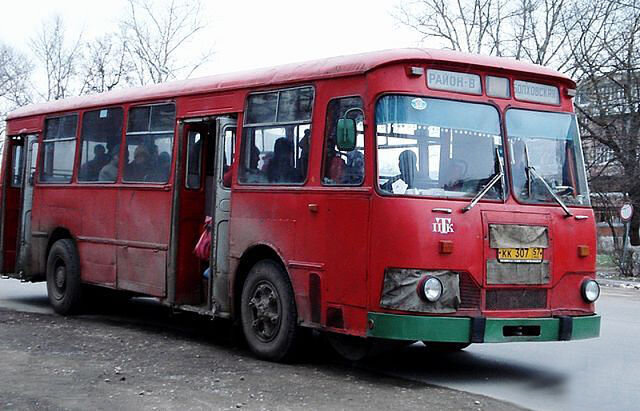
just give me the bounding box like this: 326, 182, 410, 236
46, 239, 83, 315
423, 342, 471, 352
240, 259, 298, 362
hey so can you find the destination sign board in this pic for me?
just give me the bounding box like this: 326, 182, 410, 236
427, 69, 482, 95
514, 80, 560, 104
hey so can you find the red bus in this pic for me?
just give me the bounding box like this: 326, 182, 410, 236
0, 49, 600, 361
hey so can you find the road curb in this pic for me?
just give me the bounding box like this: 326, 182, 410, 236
597, 277, 640, 290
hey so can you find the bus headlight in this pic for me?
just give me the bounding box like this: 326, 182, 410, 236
581, 280, 600, 303
418, 276, 443, 302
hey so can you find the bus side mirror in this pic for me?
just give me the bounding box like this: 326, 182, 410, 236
336, 118, 357, 152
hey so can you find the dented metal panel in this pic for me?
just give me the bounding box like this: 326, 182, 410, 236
489, 224, 549, 248
380, 269, 460, 314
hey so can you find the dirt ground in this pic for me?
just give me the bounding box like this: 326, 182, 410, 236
0, 302, 522, 411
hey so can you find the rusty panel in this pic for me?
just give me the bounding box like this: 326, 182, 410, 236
78, 242, 116, 287
117, 247, 166, 297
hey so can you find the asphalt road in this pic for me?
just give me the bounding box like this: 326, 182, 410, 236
0, 278, 637, 410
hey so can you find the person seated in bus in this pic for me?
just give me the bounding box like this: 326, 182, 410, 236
79, 144, 110, 181
381, 150, 418, 193
98, 148, 120, 182
323, 136, 346, 184
343, 150, 364, 185
125, 145, 154, 181
267, 138, 295, 183
297, 129, 311, 179
145, 151, 171, 182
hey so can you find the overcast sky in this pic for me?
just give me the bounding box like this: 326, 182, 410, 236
0, 0, 423, 78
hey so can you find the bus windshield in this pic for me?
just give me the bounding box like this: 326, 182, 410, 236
376, 95, 505, 199
506, 109, 590, 206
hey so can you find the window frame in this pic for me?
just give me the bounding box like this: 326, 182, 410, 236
373, 92, 507, 203
77, 106, 125, 184
122, 101, 176, 185
40, 113, 79, 184
321, 95, 366, 187
238, 85, 315, 186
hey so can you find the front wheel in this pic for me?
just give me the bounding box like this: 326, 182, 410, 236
46, 239, 83, 315
240, 259, 299, 362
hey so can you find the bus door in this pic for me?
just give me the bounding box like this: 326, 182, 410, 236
209, 117, 236, 314
1, 135, 25, 274
16, 135, 38, 278
174, 116, 235, 310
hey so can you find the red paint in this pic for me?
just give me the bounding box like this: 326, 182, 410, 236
2, 49, 594, 341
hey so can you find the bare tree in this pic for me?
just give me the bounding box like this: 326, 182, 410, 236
120, 0, 213, 85
79, 34, 134, 95
30, 15, 83, 101
393, 0, 613, 71
0, 42, 33, 107
0, 42, 33, 152
573, 2, 640, 255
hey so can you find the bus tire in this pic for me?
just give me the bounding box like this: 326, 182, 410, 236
423, 342, 471, 352
46, 239, 83, 315
240, 259, 298, 362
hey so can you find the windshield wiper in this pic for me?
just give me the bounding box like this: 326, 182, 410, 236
524, 142, 572, 217
463, 148, 505, 212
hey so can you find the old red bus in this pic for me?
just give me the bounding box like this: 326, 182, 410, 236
0, 49, 600, 361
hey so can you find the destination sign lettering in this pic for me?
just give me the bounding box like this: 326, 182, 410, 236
514, 80, 560, 104
427, 69, 482, 95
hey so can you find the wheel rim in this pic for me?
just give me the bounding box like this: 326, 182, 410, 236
248, 280, 282, 343
51, 258, 67, 300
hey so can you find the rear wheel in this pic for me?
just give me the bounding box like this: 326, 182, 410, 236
240, 259, 299, 362
423, 342, 471, 352
46, 239, 83, 315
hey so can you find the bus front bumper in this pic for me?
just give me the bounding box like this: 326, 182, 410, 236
367, 312, 601, 343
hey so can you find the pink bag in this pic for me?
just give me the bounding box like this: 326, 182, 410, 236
194, 217, 212, 260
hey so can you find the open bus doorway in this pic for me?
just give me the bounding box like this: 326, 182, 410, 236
175, 116, 236, 313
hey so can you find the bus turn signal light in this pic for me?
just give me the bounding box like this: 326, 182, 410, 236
578, 245, 590, 257
439, 240, 453, 254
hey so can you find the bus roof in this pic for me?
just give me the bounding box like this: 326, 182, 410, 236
7, 48, 573, 120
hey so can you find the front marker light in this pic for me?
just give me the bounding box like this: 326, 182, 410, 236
581, 280, 600, 303
418, 276, 443, 302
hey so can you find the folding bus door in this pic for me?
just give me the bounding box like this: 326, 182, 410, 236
1, 135, 25, 274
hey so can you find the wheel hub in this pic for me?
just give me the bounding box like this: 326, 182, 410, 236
248, 282, 281, 342
54, 265, 66, 290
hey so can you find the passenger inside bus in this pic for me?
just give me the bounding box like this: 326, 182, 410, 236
78, 144, 110, 181
98, 146, 120, 182
125, 145, 154, 181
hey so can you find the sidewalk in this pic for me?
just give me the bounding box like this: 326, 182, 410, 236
597, 274, 640, 290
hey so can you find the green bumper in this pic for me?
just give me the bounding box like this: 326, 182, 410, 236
367, 312, 601, 343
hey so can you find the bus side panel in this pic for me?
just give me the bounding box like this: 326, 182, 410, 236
74, 187, 118, 287
1, 138, 22, 274
230, 191, 299, 309
116, 187, 171, 297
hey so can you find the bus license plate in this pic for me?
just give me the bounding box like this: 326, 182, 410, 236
497, 248, 543, 263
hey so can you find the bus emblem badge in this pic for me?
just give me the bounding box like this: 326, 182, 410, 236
432, 218, 454, 234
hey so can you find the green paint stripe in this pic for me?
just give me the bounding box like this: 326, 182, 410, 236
367, 312, 601, 343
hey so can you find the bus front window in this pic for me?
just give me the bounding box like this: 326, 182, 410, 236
506, 109, 590, 206
376, 95, 505, 199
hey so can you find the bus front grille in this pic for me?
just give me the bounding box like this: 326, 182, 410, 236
485, 289, 547, 310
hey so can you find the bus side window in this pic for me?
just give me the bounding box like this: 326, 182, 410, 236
222, 127, 235, 188
239, 87, 314, 185
10, 144, 24, 187
323, 97, 364, 185
124, 103, 176, 183
186, 130, 202, 189
41, 114, 78, 183
78, 107, 123, 183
